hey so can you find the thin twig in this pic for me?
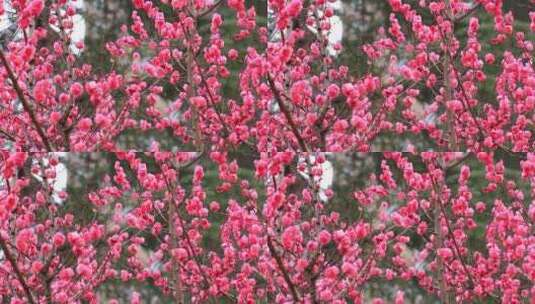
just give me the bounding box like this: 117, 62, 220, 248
0, 49, 52, 151
445, 153, 471, 174
443, 0, 458, 151
432, 183, 451, 304
267, 74, 309, 152
267, 236, 301, 302
0, 233, 37, 304
195, 0, 223, 18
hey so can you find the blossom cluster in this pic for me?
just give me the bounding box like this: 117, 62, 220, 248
1, 152, 534, 303
0, 0, 534, 303
0, 0, 533, 152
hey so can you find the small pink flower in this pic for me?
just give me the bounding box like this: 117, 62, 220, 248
318, 230, 332, 245
437, 248, 453, 260
53, 232, 66, 247
281, 226, 302, 250
70, 82, 84, 98
16, 229, 35, 254
78, 118, 93, 131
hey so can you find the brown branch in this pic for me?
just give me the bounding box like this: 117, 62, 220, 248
267, 236, 300, 303
443, 0, 457, 151
189, 52, 257, 149
304, 252, 320, 304
429, 167, 500, 301
168, 194, 185, 304
436, 4, 516, 154
432, 186, 451, 304
436, 192, 476, 287
195, 0, 223, 18
0, 49, 52, 151
267, 75, 309, 152
159, 161, 236, 303
432, 163, 480, 291
445, 153, 471, 174
0, 129, 16, 142
0, 233, 37, 304
454, 3, 482, 22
